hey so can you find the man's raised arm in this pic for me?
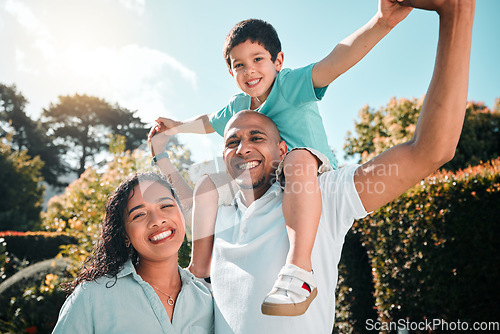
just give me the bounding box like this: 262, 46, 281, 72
354, 0, 475, 213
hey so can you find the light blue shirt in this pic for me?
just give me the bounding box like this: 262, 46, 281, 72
52, 260, 214, 334
211, 164, 368, 333
209, 63, 338, 168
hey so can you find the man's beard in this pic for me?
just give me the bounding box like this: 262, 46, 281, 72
237, 175, 266, 190
236, 170, 278, 190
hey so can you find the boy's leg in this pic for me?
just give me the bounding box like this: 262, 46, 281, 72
188, 175, 219, 279
262, 149, 322, 316
282, 149, 321, 272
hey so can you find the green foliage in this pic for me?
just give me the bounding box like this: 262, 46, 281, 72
0, 262, 68, 334
334, 231, 378, 334
344, 97, 500, 171
344, 97, 421, 164
42, 94, 148, 176
0, 139, 44, 231
0, 83, 68, 186
446, 101, 500, 171
0, 232, 77, 283
353, 158, 500, 324
0, 238, 10, 282
0, 84, 29, 146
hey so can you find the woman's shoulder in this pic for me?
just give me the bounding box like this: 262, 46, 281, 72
73, 262, 135, 295
71, 275, 118, 298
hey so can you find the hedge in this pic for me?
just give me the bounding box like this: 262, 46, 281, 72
335, 158, 500, 332
0, 231, 77, 283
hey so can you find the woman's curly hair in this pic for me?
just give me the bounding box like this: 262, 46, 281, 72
64, 172, 180, 293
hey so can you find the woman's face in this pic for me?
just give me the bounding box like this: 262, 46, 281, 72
124, 180, 185, 264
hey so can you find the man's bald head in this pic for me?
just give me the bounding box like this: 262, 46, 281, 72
224, 110, 281, 142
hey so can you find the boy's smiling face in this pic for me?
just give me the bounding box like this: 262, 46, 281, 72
228, 40, 284, 104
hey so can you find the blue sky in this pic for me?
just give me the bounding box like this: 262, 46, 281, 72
1, 0, 498, 166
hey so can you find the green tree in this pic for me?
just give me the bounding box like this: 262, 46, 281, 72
42, 94, 148, 176
43, 135, 194, 271
0, 83, 68, 186
344, 97, 500, 171
0, 84, 29, 149
0, 139, 44, 231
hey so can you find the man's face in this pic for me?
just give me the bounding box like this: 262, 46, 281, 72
228, 40, 283, 103
223, 112, 287, 197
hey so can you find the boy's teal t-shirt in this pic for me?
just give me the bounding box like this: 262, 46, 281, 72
209, 63, 337, 168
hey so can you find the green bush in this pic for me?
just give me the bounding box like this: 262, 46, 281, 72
0, 232, 77, 283
344, 98, 500, 172
355, 158, 500, 324
1, 231, 77, 264
334, 231, 378, 334
0, 259, 69, 334
334, 158, 500, 333
0, 140, 44, 232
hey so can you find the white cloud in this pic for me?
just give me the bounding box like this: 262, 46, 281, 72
5, 0, 55, 61
5, 0, 41, 33
117, 0, 145, 15
47, 43, 198, 122
3, 0, 198, 131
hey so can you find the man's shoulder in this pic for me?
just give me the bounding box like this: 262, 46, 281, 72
318, 164, 359, 190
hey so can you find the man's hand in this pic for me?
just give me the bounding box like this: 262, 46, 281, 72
147, 117, 181, 142
393, 0, 473, 15
378, 0, 413, 29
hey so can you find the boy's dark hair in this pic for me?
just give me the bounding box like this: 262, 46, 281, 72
223, 19, 282, 68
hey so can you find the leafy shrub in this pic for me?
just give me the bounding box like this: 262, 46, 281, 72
344, 98, 500, 172
355, 158, 500, 324
334, 158, 500, 333
0, 139, 44, 231
0, 232, 76, 273
0, 260, 69, 334
334, 231, 378, 334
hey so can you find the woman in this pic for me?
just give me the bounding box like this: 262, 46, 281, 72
52, 172, 213, 333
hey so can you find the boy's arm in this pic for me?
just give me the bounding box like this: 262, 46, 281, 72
148, 130, 194, 224
354, 0, 474, 213
148, 114, 215, 141
312, 0, 412, 88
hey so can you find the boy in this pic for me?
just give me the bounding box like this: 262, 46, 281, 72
150, 0, 411, 316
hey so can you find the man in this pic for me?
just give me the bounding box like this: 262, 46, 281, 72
149, 0, 475, 332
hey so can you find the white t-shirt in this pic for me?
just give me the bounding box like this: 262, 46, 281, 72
211, 164, 368, 334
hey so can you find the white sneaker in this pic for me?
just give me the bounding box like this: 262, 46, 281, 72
261, 264, 317, 316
